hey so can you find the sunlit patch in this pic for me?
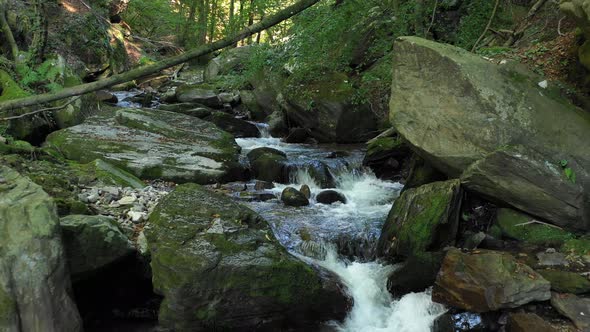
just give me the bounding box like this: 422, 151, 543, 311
59, 0, 90, 14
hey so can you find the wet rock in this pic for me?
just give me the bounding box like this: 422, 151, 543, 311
387, 252, 443, 297
60, 215, 134, 280
247, 147, 288, 183
363, 136, 412, 179
284, 127, 310, 143
205, 112, 260, 138
267, 110, 288, 137
403, 155, 447, 191
171, 107, 213, 119
300, 184, 312, 199
175, 85, 222, 108
390, 36, 590, 231
158, 102, 208, 112
240, 90, 270, 121
377, 180, 462, 260
254, 180, 274, 190
550, 292, 590, 330
433, 311, 499, 332
432, 249, 551, 312
507, 312, 556, 332
537, 269, 590, 294
316, 190, 347, 205
461, 231, 486, 250
327, 151, 350, 158
281, 187, 309, 207
146, 184, 346, 331
45, 108, 245, 184
95, 90, 118, 103
0, 166, 83, 331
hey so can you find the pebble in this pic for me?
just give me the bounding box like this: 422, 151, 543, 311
118, 196, 137, 205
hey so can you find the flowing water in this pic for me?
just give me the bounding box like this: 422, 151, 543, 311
236, 125, 447, 332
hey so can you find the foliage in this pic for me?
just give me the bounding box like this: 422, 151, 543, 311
15, 57, 67, 93
559, 160, 576, 184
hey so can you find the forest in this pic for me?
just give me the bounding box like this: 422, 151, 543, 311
0, 0, 589, 331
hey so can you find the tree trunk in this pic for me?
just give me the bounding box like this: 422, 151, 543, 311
28, 0, 48, 65
247, 0, 254, 44
0, 0, 321, 113
182, 0, 198, 46
209, 0, 218, 43
0, 2, 18, 61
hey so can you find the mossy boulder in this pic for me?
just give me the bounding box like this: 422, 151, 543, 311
403, 154, 447, 191
204, 46, 253, 81
175, 85, 222, 108
281, 187, 309, 207
432, 249, 551, 312
145, 184, 348, 331
60, 215, 134, 280
247, 147, 288, 183
0, 166, 82, 331
537, 269, 590, 294
377, 179, 462, 260
204, 112, 260, 138
390, 36, 590, 230
45, 108, 245, 184
72, 159, 145, 189
496, 208, 574, 247
0, 70, 28, 102
363, 135, 412, 179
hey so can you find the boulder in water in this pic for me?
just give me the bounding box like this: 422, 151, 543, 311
95, 90, 118, 103
281, 187, 309, 207
363, 136, 412, 179
377, 179, 462, 260
60, 215, 134, 280
247, 147, 288, 183
146, 184, 347, 330
387, 251, 444, 297
175, 85, 222, 108
45, 108, 245, 184
205, 112, 261, 138
284, 127, 310, 143
300, 184, 312, 199
0, 166, 83, 331
390, 36, 590, 230
316, 190, 347, 205
432, 249, 551, 312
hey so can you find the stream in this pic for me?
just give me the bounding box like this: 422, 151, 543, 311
236, 125, 446, 331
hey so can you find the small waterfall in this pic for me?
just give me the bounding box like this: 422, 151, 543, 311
254, 122, 272, 138
302, 247, 446, 332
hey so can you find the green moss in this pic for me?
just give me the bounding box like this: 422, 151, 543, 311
0, 70, 29, 102
537, 269, 590, 294
561, 237, 590, 256
367, 137, 402, 156
496, 208, 574, 247
0, 285, 15, 323
71, 159, 144, 189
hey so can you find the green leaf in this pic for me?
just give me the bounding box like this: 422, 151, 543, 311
560, 159, 568, 168
564, 167, 576, 184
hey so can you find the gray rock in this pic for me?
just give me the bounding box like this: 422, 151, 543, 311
0, 166, 82, 331
45, 108, 245, 184
389, 36, 590, 230
60, 215, 134, 279
281, 187, 309, 207
536, 250, 568, 267
205, 112, 260, 138
550, 292, 590, 330
175, 85, 222, 108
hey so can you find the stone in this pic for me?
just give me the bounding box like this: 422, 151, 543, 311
496, 208, 573, 247
204, 46, 253, 81
316, 190, 347, 205
432, 249, 551, 312
536, 251, 568, 267
281, 187, 309, 207
95, 90, 118, 103
377, 180, 461, 260
205, 112, 260, 138
300, 184, 311, 199
146, 184, 347, 331
387, 252, 444, 297
363, 136, 412, 179
507, 313, 556, 332
60, 215, 134, 279
0, 166, 82, 331
403, 155, 447, 191
550, 292, 590, 331
389, 36, 590, 230
254, 180, 274, 190
247, 147, 288, 183
284, 128, 310, 144
537, 270, 590, 294
45, 108, 245, 184
175, 85, 222, 108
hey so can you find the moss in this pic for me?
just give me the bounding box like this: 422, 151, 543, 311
0, 285, 15, 323
537, 269, 590, 294
561, 237, 590, 256
71, 159, 144, 189
0, 70, 29, 102
366, 137, 402, 157
496, 208, 574, 247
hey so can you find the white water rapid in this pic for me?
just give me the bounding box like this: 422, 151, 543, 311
237, 126, 446, 332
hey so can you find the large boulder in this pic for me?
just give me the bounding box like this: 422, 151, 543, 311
145, 184, 348, 331
550, 292, 590, 331
363, 136, 412, 180
60, 215, 134, 280
247, 147, 289, 183
175, 85, 222, 108
281, 187, 309, 207
377, 180, 462, 260
389, 36, 590, 230
45, 108, 245, 184
204, 46, 253, 81
432, 249, 551, 312
0, 166, 82, 331
204, 112, 260, 138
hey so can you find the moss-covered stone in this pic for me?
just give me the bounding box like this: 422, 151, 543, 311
247, 147, 288, 183
377, 179, 462, 260
45, 108, 245, 184
562, 237, 590, 256
60, 215, 134, 280
0, 70, 29, 102
496, 208, 574, 247
281, 187, 309, 207
0, 285, 17, 329
146, 184, 347, 331
71, 159, 145, 189
537, 269, 590, 294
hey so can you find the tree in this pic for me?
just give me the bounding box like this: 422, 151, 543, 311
0, 0, 321, 113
